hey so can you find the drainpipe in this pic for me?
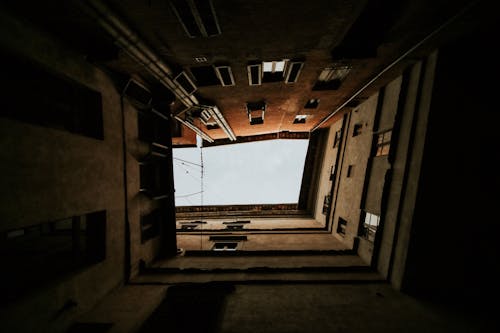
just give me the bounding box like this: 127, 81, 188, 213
82, 0, 237, 142
174, 115, 214, 142
82, 0, 197, 108
203, 105, 237, 141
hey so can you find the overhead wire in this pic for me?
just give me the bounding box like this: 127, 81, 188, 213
200, 143, 204, 251
173, 157, 202, 167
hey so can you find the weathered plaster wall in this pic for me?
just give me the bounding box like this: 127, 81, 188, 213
0, 11, 126, 333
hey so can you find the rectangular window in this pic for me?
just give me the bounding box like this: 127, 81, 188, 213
140, 154, 170, 200
329, 165, 336, 181
123, 79, 152, 108
247, 64, 262, 86
212, 242, 238, 251
353, 123, 363, 137
138, 110, 170, 148
322, 195, 331, 215
140, 209, 161, 243
263, 60, 286, 73
333, 129, 342, 148
214, 65, 235, 86
170, 0, 221, 38
172, 118, 183, 138
247, 101, 266, 125
304, 99, 320, 109
0, 211, 106, 305
174, 71, 197, 94
190, 66, 219, 86
0, 51, 103, 140
337, 217, 347, 236
293, 115, 307, 124
313, 66, 352, 90
361, 212, 380, 242
347, 165, 354, 177
262, 60, 287, 83
375, 129, 392, 156
225, 224, 245, 230
285, 61, 304, 84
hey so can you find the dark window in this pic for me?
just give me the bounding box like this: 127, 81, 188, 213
190, 66, 220, 86
347, 165, 354, 177
212, 242, 238, 251
225, 224, 245, 230
313, 66, 351, 91
140, 209, 162, 243
329, 165, 336, 180
174, 71, 197, 94
250, 117, 264, 125
337, 217, 347, 236
215, 66, 235, 86
0, 51, 103, 140
137, 110, 170, 148
123, 79, 151, 108
0, 211, 106, 305
293, 115, 307, 124
333, 129, 342, 148
170, 0, 221, 37
361, 211, 380, 242
353, 123, 363, 137
285, 61, 304, 83
140, 154, 170, 199
247, 101, 266, 125
193, 0, 221, 36
172, 118, 183, 138
206, 123, 220, 130
322, 195, 331, 215
375, 129, 392, 156
304, 99, 320, 109
248, 64, 262, 86
170, 0, 200, 37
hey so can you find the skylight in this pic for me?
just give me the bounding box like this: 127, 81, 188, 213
173, 139, 309, 206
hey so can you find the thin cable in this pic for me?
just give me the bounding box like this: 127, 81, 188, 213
173, 157, 202, 167
310, 0, 479, 132
174, 160, 226, 203
174, 161, 203, 183
175, 190, 204, 198
200, 143, 204, 250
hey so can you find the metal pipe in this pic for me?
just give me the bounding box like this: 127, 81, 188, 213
311, 0, 478, 132
82, 0, 243, 142
174, 116, 214, 142
83, 0, 196, 107
208, 106, 237, 141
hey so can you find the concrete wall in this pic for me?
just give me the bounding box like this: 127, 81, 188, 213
358, 77, 402, 264
0, 11, 126, 333
313, 122, 342, 225
177, 233, 349, 251
124, 107, 163, 277
330, 94, 378, 248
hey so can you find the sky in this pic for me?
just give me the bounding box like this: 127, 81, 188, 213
173, 138, 310, 206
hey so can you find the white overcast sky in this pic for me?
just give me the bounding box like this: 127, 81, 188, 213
173, 139, 309, 206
